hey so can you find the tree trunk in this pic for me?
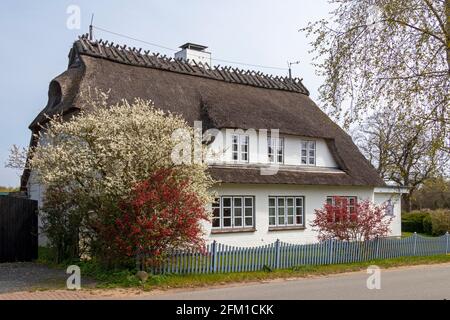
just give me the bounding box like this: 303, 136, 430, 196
447, 0, 450, 73
402, 192, 413, 212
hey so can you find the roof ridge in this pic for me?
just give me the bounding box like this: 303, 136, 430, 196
74, 34, 309, 95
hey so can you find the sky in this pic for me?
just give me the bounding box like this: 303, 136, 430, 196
0, 0, 332, 187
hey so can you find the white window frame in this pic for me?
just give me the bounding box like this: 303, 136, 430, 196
231, 134, 249, 163
268, 137, 284, 164
212, 196, 254, 229
269, 196, 305, 227
300, 140, 316, 165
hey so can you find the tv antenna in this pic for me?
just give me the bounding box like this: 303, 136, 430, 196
288, 60, 301, 79
89, 14, 95, 40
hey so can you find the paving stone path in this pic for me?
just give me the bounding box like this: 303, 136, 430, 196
0, 262, 96, 296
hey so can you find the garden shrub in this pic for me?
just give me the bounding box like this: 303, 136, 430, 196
311, 198, 392, 241
429, 210, 450, 236
98, 168, 210, 268
402, 210, 450, 236
422, 215, 433, 235
401, 211, 430, 234
26, 90, 215, 266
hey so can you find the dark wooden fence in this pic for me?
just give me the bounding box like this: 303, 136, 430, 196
0, 196, 38, 262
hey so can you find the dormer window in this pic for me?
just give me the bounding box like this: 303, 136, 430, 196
301, 140, 316, 165
268, 137, 284, 164
231, 134, 249, 162
48, 81, 62, 110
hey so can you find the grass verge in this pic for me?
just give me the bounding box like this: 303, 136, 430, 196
401, 232, 434, 238
72, 254, 450, 291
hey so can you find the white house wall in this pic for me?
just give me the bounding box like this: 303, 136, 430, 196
373, 192, 402, 238
203, 184, 401, 247
32, 179, 403, 247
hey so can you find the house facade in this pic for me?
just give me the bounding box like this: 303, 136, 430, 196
22, 35, 405, 246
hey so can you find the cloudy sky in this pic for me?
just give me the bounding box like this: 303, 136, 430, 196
0, 0, 333, 187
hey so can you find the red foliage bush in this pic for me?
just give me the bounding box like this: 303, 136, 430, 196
311, 197, 393, 241
100, 168, 209, 264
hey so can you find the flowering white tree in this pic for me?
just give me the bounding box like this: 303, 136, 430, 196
14, 89, 215, 263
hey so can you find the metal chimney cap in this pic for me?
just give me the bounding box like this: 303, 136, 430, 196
179, 43, 208, 51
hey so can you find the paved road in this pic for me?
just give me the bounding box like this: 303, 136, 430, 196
144, 264, 450, 300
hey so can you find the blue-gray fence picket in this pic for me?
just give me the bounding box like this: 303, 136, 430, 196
149, 233, 449, 275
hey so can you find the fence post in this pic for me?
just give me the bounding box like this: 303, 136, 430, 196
413, 232, 418, 256
328, 239, 334, 264
211, 240, 217, 273
446, 232, 449, 255
275, 239, 280, 270
375, 236, 380, 260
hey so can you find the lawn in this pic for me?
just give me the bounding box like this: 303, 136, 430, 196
401, 231, 435, 238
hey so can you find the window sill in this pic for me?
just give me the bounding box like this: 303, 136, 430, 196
268, 226, 306, 232
211, 228, 256, 234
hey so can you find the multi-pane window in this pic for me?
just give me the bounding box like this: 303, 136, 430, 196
326, 196, 357, 221
268, 137, 284, 164
269, 196, 304, 227
300, 140, 316, 165
231, 134, 249, 162
212, 196, 254, 229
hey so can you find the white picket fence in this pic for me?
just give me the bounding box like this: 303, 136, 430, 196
149, 232, 449, 274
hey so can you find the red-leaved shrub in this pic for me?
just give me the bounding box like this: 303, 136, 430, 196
311, 198, 393, 241
100, 168, 209, 266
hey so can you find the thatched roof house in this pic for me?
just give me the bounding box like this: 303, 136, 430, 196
22, 34, 384, 190
24, 34, 403, 246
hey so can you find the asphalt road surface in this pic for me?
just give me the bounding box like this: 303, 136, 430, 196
144, 263, 450, 300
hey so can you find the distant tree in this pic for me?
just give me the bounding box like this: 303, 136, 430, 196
355, 108, 448, 211
311, 198, 393, 241
301, 0, 449, 130
411, 176, 450, 210
302, 0, 449, 210
0, 186, 19, 192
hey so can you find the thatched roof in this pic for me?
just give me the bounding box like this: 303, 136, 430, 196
22, 35, 384, 189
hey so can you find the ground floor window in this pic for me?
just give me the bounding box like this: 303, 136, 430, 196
212, 196, 254, 229
269, 196, 304, 227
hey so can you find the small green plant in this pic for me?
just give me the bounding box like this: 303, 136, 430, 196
78, 260, 140, 288
262, 265, 273, 272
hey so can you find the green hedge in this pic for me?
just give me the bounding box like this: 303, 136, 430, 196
402, 210, 450, 236
402, 211, 429, 234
